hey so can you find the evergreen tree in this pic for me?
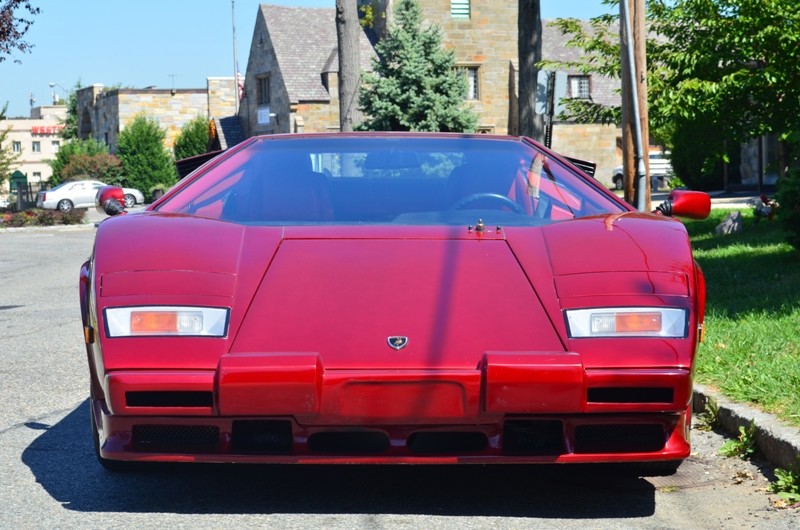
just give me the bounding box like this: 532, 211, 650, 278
357, 0, 477, 132
173, 115, 209, 160
117, 114, 177, 197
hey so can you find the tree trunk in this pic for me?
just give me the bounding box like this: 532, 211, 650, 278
336, 0, 361, 132
518, 0, 544, 142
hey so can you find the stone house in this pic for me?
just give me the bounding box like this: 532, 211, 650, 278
238, 4, 376, 137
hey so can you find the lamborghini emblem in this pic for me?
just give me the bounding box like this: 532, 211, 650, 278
387, 336, 409, 350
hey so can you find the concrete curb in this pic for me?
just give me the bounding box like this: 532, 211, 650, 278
693, 383, 800, 470
0, 222, 96, 233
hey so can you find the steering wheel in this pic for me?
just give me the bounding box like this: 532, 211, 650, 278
449, 193, 526, 214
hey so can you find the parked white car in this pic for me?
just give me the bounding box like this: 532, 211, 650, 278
612, 151, 674, 190
36, 180, 145, 212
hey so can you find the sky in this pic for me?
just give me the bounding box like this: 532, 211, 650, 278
0, 0, 615, 118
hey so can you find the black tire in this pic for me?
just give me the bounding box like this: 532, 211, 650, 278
123, 194, 136, 208
612, 175, 623, 190
57, 199, 74, 212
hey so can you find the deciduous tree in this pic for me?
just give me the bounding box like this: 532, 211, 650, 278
48, 138, 108, 185
0, 0, 40, 63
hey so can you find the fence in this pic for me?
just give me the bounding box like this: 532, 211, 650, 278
7, 182, 49, 210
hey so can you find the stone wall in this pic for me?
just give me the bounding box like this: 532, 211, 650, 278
551, 123, 622, 187
76, 85, 207, 152
207, 77, 238, 119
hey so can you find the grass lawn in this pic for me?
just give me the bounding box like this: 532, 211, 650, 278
686, 209, 800, 426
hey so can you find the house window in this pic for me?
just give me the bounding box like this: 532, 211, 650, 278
52, 140, 60, 151
257, 75, 271, 106
456, 66, 480, 100
451, 0, 470, 19
12, 141, 21, 153
32, 141, 41, 153
568, 75, 591, 99
32, 172, 41, 181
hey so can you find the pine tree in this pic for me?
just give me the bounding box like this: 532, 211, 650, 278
117, 114, 177, 197
357, 0, 477, 132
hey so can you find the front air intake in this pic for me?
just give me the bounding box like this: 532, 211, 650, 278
503, 420, 565, 455
126, 391, 213, 407
231, 420, 293, 453
587, 387, 674, 404
131, 425, 219, 452
407, 431, 488, 454
573, 424, 667, 453
308, 431, 390, 454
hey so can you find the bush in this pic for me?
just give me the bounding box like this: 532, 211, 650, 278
7, 211, 34, 227
776, 168, 800, 251
35, 209, 56, 226
174, 116, 210, 160
117, 114, 178, 194
58, 208, 87, 225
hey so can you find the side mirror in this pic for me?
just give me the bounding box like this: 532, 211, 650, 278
654, 189, 711, 220
96, 186, 127, 216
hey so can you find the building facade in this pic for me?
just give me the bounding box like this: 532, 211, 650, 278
238, 4, 376, 137
75, 78, 240, 154
1, 105, 67, 196
240, 1, 625, 185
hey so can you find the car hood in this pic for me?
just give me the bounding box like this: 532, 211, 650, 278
93, 212, 694, 370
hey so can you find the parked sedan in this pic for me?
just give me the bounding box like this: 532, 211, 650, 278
37, 180, 144, 211
83, 132, 710, 475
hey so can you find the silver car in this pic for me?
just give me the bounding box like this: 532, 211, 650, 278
36, 180, 145, 211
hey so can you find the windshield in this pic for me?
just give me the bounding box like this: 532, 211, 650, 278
157, 135, 626, 226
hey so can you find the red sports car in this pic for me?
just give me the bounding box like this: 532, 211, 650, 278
81, 133, 710, 474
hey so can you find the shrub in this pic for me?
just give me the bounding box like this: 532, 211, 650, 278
776, 168, 800, 251
35, 209, 56, 226
7, 211, 33, 227
59, 208, 87, 225
173, 116, 210, 161
117, 114, 178, 194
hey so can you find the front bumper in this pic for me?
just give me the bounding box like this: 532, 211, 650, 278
95, 353, 693, 464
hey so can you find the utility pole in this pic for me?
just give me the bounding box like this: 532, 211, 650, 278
232, 0, 239, 115
620, 0, 650, 211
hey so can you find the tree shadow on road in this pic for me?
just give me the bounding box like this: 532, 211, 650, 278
22, 400, 656, 518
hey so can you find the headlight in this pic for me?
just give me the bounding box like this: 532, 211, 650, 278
104, 306, 229, 337
565, 307, 687, 338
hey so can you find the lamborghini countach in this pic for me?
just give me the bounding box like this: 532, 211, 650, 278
81, 133, 710, 474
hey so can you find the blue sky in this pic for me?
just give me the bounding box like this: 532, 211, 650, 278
0, 0, 614, 118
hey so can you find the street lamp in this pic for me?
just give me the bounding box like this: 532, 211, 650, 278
49, 82, 68, 105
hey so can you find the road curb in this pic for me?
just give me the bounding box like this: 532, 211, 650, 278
693, 383, 800, 470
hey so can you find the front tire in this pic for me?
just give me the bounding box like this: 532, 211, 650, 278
613, 175, 623, 190
57, 199, 74, 212
123, 194, 136, 208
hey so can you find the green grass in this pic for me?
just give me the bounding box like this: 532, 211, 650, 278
686, 209, 800, 426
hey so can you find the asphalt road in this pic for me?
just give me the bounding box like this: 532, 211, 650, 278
1, 225, 798, 529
